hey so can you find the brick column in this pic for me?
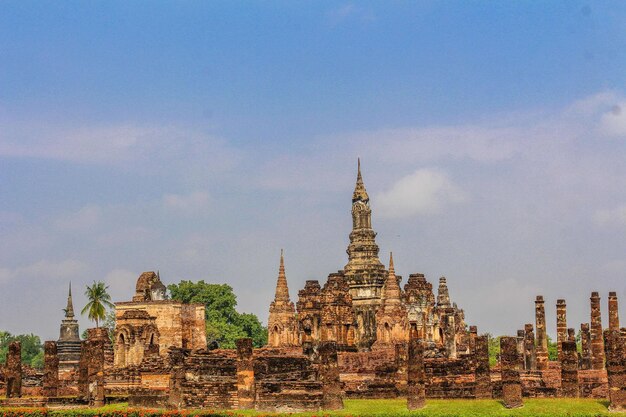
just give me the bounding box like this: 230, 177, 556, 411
395, 342, 408, 395
501, 336, 523, 408
580, 323, 592, 370
535, 296, 548, 370
560, 340, 579, 397
407, 338, 426, 410
556, 299, 567, 360
524, 323, 536, 370
469, 325, 478, 354
43, 341, 59, 397
6, 341, 22, 398
590, 292, 605, 370
604, 329, 625, 411
609, 292, 620, 331
236, 338, 255, 410
319, 341, 343, 410
516, 330, 525, 369
474, 335, 492, 399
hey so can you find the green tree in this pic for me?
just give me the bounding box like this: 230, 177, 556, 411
81, 281, 114, 328
0, 331, 44, 368
168, 280, 268, 348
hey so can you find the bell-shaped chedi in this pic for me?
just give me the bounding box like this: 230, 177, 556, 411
373, 253, 409, 348
133, 271, 167, 302
268, 250, 300, 347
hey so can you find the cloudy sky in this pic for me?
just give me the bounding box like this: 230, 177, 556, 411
1, 2, 625, 342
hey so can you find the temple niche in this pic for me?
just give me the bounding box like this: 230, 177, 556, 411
270, 160, 468, 355
114, 271, 206, 367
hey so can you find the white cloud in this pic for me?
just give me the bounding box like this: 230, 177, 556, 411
594, 204, 626, 227
600, 103, 626, 137
163, 191, 210, 214
375, 169, 465, 219
0, 259, 89, 284
53, 205, 102, 233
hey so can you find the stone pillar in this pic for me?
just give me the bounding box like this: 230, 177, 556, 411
516, 330, 525, 369
604, 329, 625, 411
580, 323, 592, 370
523, 324, 536, 370
501, 337, 523, 408
535, 296, 548, 370
556, 299, 567, 360
474, 335, 492, 399
395, 342, 408, 394
560, 340, 579, 397
469, 325, 478, 354
319, 341, 343, 410
407, 338, 425, 410
444, 313, 456, 359
236, 338, 255, 410
43, 341, 59, 397
609, 292, 620, 331
590, 292, 605, 370
5, 341, 22, 398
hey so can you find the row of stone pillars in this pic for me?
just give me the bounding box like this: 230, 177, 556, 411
519, 292, 621, 371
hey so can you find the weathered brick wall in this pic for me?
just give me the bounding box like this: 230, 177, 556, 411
338, 348, 399, 398
254, 349, 323, 412
578, 369, 609, 398
424, 356, 476, 399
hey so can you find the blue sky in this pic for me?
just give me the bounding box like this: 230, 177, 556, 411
1, 2, 626, 341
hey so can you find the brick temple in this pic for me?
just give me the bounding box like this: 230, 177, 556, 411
0, 162, 624, 411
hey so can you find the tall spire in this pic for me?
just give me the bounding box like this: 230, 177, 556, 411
65, 282, 75, 318
274, 249, 291, 302
352, 158, 369, 203
382, 252, 401, 303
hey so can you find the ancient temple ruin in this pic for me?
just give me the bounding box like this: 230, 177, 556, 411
268, 161, 468, 354
0, 162, 624, 412
113, 271, 206, 367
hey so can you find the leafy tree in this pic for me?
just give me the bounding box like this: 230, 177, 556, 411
81, 309, 116, 343
0, 331, 44, 368
168, 280, 268, 348
81, 281, 114, 328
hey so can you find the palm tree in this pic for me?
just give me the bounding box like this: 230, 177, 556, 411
81, 281, 114, 328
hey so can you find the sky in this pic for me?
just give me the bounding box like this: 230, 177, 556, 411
1, 1, 626, 342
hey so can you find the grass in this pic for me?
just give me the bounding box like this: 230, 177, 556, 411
2, 398, 625, 417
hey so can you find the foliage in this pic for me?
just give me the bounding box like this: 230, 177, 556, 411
0, 331, 44, 368
81, 310, 116, 343
546, 334, 558, 361
81, 281, 114, 328
0, 398, 624, 417
168, 280, 267, 348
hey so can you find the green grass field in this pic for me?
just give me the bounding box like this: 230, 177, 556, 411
2, 398, 625, 417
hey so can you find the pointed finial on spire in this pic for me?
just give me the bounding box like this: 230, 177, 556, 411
65, 281, 75, 318
382, 251, 401, 303
352, 158, 369, 203
274, 249, 290, 302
